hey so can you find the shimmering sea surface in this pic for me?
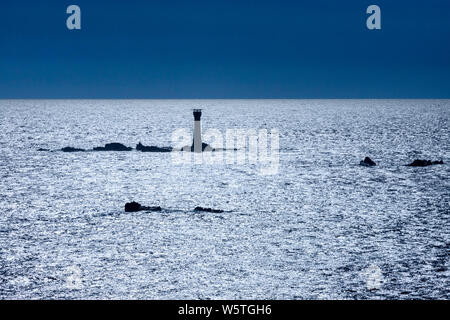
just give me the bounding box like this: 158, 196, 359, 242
0, 99, 449, 299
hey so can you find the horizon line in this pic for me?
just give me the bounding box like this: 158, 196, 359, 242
0, 98, 449, 100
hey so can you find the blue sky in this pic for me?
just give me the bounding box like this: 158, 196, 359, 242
1, 0, 449, 98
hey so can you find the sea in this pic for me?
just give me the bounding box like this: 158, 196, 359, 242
0, 99, 448, 299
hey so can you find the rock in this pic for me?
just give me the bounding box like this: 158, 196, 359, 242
409, 159, 431, 167
136, 142, 172, 152
61, 147, 85, 152
194, 206, 224, 213
125, 201, 162, 212
125, 201, 141, 212
145, 206, 162, 212
360, 157, 376, 167
37, 148, 50, 151
407, 159, 444, 167
180, 142, 215, 152
93, 143, 132, 151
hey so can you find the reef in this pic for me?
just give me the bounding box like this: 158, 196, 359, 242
124, 201, 162, 212
136, 142, 172, 153
178, 142, 216, 152
93, 143, 132, 151
360, 157, 376, 167
194, 206, 224, 213
61, 147, 85, 152
407, 159, 444, 167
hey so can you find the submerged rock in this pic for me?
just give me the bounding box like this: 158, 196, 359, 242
194, 206, 224, 213
360, 157, 376, 167
136, 142, 172, 153
61, 147, 85, 152
124, 201, 162, 212
407, 159, 444, 167
93, 143, 132, 151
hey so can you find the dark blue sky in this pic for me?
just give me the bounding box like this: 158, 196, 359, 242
1, 0, 449, 98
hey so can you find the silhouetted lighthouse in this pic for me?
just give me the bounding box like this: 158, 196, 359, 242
193, 109, 202, 153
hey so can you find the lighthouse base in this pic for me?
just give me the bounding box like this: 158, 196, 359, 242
181, 142, 215, 152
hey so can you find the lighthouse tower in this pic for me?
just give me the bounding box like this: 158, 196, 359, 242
193, 109, 202, 153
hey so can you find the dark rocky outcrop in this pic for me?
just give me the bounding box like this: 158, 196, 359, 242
407, 159, 444, 167
61, 147, 85, 152
124, 201, 162, 212
55, 141, 230, 153
360, 157, 376, 167
125, 201, 141, 212
93, 143, 132, 151
136, 142, 172, 153
180, 142, 215, 152
37, 148, 50, 151
194, 206, 224, 213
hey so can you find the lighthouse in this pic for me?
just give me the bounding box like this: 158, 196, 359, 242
193, 109, 202, 153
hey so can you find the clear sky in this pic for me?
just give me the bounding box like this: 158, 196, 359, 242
1, 0, 449, 98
